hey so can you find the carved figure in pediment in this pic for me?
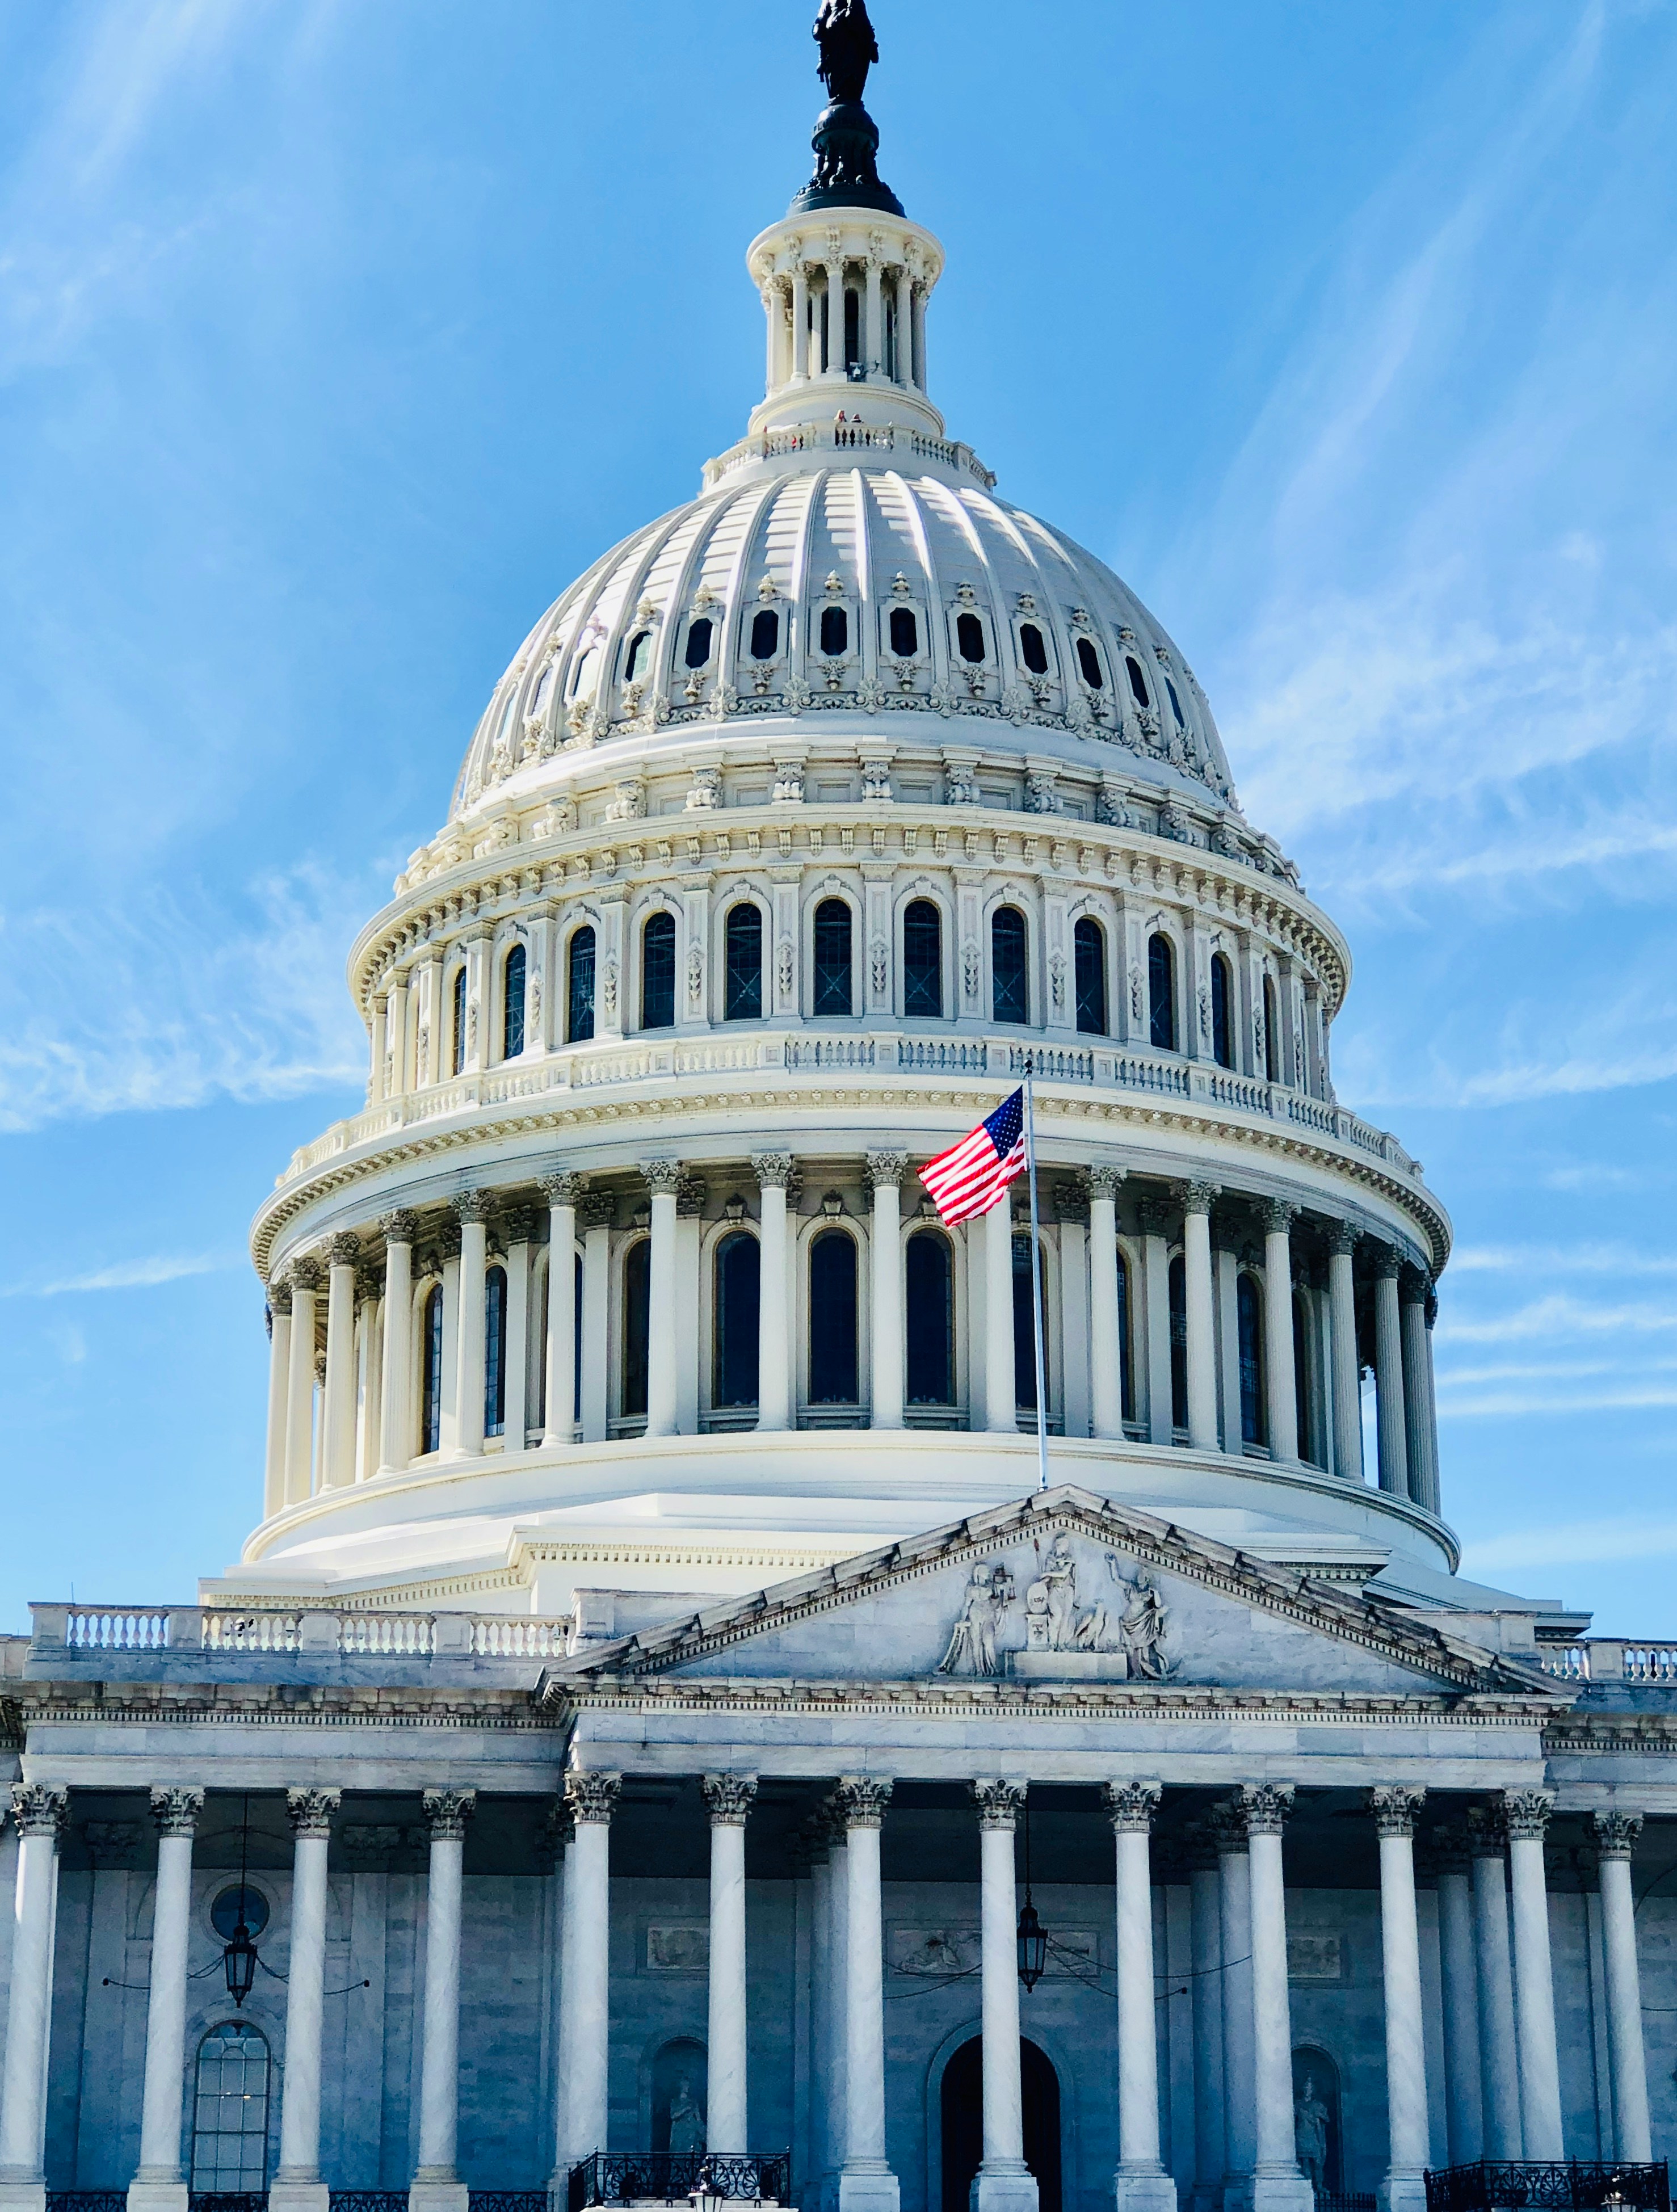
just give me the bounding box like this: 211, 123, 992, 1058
1108, 1557, 1174, 1679
1024, 1534, 1119, 1653
937, 1561, 1014, 1676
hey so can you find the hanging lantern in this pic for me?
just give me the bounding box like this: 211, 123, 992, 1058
1015, 1898, 1046, 1991
223, 1917, 258, 2007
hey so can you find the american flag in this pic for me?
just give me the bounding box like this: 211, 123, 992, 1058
919, 1089, 1028, 1225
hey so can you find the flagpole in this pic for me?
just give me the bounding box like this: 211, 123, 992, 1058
1024, 1057, 1049, 1494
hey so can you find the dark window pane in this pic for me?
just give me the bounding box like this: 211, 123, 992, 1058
813, 899, 853, 1015
903, 899, 942, 1017
573, 1252, 583, 1427
1012, 1233, 1039, 1410
905, 1231, 953, 1404
502, 943, 526, 1060
1211, 955, 1233, 1069
821, 604, 848, 657
625, 630, 650, 684
623, 1240, 650, 1417
1294, 1290, 1312, 1461
1074, 918, 1106, 1035
684, 617, 713, 670
1116, 1252, 1134, 1423
1019, 623, 1049, 675
1264, 976, 1280, 1083
1148, 933, 1175, 1051
714, 1231, 762, 1407
1238, 1274, 1264, 1444
991, 906, 1028, 1024
957, 611, 985, 663
451, 966, 466, 1075
568, 927, 596, 1043
889, 606, 918, 657
422, 1286, 444, 1454
1125, 655, 1150, 707
751, 608, 779, 660
485, 1265, 507, 1437
642, 911, 676, 1030
1077, 637, 1103, 688
809, 1231, 858, 1402
1167, 676, 1185, 726
725, 902, 763, 1020
844, 283, 860, 368
1169, 1255, 1188, 1431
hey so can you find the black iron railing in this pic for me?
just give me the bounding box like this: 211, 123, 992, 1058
567, 2151, 792, 2210
47, 2195, 129, 2212
468, 2196, 552, 2212
188, 2197, 271, 2212
330, 2195, 410, 2212
1425, 2164, 1670, 2212
1317, 2195, 1376, 2212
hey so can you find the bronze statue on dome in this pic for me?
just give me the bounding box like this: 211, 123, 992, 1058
790, 0, 903, 217
814, 0, 879, 105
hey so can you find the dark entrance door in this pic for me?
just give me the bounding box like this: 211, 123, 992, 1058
940, 2037, 1062, 2212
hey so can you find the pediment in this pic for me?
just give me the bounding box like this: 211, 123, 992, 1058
550, 1487, 1560, 1702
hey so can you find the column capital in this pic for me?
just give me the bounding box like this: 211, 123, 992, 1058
83, 1819, 142, 1869
1368, 1784, 1426, 1838
1592, 1809, 1644, 1860
541, 1170, 587, 1206
328, 1232, 362, 1269
289, 1254, 324, 1293
565, 1769, 622, 1825
1174, 1180, 1220, 1216
1207, 1799, 1249, 1857
1399, 1263, 1432, 1305
10, 1781, 69, 1838
1103, 1778, 1163, 1832
701, 1772, 759, 1826
1237, 1780, 1296, 1836
1423, 1821, 1473, 1876
1466, 1802, 1507, 1857
148, 1785, 205, 1837
537, 1799, 574, 1872
453, 1188, 493, 1226
499, 1201, 539, 1248
1324, 1219, 1358, 1258
752, 1151, 795, 1189
1256, 1198, 1297, 1237
1136, 1197, 1172, 1239
1174, 1818, 1220, 1874
1371, 1241, 1404, 1280
865, 1149, 908, 1191
676, 1174, 709, 1218
268, 1280, 294, 1317
577, 1191, 615, 1231
835, 1774, 893, 1830
970, 1777, 1025, 1830
379, 1208, 419, 1246
286, 1786, 342, 1838
640, 1158, 682, 1195
1501, 1787, 1556, 1842
1086, 1163, 1127, 1201
421, 1786, 478, 1840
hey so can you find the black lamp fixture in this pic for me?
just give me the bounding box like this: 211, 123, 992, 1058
1015, 1792, 1048, 1992
222, 1795, 258, 2008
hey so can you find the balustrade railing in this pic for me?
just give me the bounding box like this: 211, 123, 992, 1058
1535, 1639, 1677, 1683
61, 1608, 170, 1652
1423, 2162, 1668, 2212
34, 1604, 571, 1663
567, 2152, 791, 2211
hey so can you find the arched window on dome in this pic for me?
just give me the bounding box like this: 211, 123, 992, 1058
750, 608, 779, 661
190, 2022, 271, 2190
903, 899, 942, 1017
622, 1239, 650, 1420
1168, 1254, 1187, 1432
1019, 623, 1049, 676
1074, 918, 1107, 1036
1210, 952, 1233, 1070
624, 630, 651, 686
642, 910, 675, 1031
684, 617, 713, 671
991, 906, 1028, 1025
889, 607, 918, 658
502, 943, 526, 1061
568, 646, 600, 702
1263, 974, 1281, 1084
485, 1264, 507, 1437
531, 662, 554, 721
1077, 637, 1104, 689
420, 1284, 444, 1457
714, 1231, 760, 1410
568, 927, 596, 1044
813, 899, 853, 1016
906, 1230, 953, 1407
1125, 655, 1150, 708
820, 604, 848, 658
451, 966, 467, 1076
1237, 1273, 1264, 1446
1148, 933, 1176, 1052
956, 611, 986, 663
724, 902, 763, 1021
808, 1229, 859, 1405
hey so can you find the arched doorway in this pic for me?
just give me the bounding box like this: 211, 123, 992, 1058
940, 2036, 1061, 2212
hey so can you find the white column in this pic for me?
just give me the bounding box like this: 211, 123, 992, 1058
1088, 1166, 1126, 1439
1423, 1303, 1442, 1516
1059, 1202, 1090, 1438
1467, 1809, 1522, 2160
826, 1813, 851, 2194
1399, 1277, 1435, 1509
1211, 1804, 1254, 2199
868, 1152, 906, 1431
357, 1284, 383, 1480
755, 1155, 793, 1432
379, 1211, 417, 1473
413, 1788, 476, 2211
1240, 1786, 1311, 2212
370, 991, 389, 1103
838, 1777, 898, 2212
703, 1774, 757, 2151
1433, 1836, 1483, 2163
0, 1785, 66, 2206
1593, 1811, 1652, 2161
1258, 1202, 1298, 1463
1372, 1247, 1409, 1497
863, 258, 883, 377
546, 1807, 577, 2193
1140, 1201, 1172, 1445
822, 262, 843, 373
675, 1181, 704, 1436
264, 1284, 292, 1518
1179, 1184, 1218, 1452
541, 1174, 582, 1448
642, 1160, 680, 1438
1214, 1240, 1241, 1453
556, 1772, 619, 2172
1106, 1782, 1176, 2212
984, 1195, 1015, 1434
1326, 1225, 1363, 1482
910, 282, 927, 390
578, 1196, 611, 1444
452, 1192, 490, 1458
285, 1258, 320, 1504
1186, 1840, 1225, 2212
273, 1789, 341, 2212
322, 1234, 359, 1488
893, 268, 913, 382
808, 1829, 833, 2186
792, 268, 810, 380
128, 1789, 203, 2212
1504, 1790, 1565, 2160
1369, 1789, 1430, 2212
970, 1782, 1035, 2212
386, 974, 410, 1096
762, 283, 780, 390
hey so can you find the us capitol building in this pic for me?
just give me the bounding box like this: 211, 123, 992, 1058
3, 19, 1672, 2212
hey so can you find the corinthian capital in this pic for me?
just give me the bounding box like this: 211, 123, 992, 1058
1175, 1180, 1220, 1217
1501, 1788, 1556, 1843
1237, 1781, 1295, 1836
640, 1159, 682, 1195
287, 1787, 342, 1838
10, 1783, 69, 1839
1086, 1163, 1127, 1201
379, 1209, 419, 1247
541, 1170, 587, 1207
1367, 1785, 1426, 1839
1592, 1810, 1643, 1860
865, 1150, 907, 1191
751, 1152, 794, 1189
970, 1778, 1025, 1831
701, 1773, 759, 1827
453, 1188, 493, 1226
149, 1786, 205, 1838
565, 1770, 622, 1825
1256, 1199, 1297, 1238
835, 1775, 893, 1830
1104, 1779, 1163, 1833
421, 1788, 477, 1841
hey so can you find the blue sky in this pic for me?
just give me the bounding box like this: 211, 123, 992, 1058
1, 1, 1672, 1630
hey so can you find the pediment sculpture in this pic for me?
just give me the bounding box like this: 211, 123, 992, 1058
936, 1536, 1175, 1682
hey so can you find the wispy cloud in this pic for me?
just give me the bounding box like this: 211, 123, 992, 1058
1450, 1243, 1677, 1277
5, 1252, 230, 1299
1443, 1294, 1677, 1344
